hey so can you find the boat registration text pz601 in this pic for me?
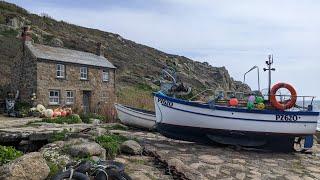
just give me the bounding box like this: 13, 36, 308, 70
275, 114, 299, 121
158, 98, 173, 107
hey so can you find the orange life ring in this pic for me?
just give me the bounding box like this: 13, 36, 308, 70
270, 83, 297, 110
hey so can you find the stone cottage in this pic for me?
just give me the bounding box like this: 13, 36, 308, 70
13, 28, 116, 113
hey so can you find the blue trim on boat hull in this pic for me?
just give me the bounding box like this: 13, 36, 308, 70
154, 92, 320, 116
164, 105, 318, 124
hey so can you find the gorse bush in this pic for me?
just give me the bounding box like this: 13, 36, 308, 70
95, 134, 128, 158
0, 146, 23, 165
42, 114, 82, 124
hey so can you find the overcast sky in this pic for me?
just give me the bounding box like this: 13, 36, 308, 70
7, 0, 320, 98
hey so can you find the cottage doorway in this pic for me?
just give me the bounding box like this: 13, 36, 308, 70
83, 91, 91, 114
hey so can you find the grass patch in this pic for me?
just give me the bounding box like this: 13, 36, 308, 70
15, 101, 32, 117
95, 134, 128, 158
0, 146, 23, 166
42, 114, 82, 124
136, 83, 153, 91
0, 29, 18, 37
0, 14, 5, 24
42, 34, 54, 43
80, 113, 106, 124
49, 129, 69, 142
47, 162, 60, 178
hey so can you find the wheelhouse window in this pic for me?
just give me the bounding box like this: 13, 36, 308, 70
80, 67, 88, 80
66, 91, 74, 105
49, 90, 60, 105
56, 64, 65, 78
102, 69, 109, 82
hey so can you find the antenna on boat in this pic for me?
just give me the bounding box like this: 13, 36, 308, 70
263, 55, 276, 101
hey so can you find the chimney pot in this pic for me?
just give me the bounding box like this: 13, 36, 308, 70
21, 26, 32, 42
96, 42, 104, 56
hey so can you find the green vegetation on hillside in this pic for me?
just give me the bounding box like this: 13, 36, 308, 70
0, 29, 18, 37
0, 1, 251, 114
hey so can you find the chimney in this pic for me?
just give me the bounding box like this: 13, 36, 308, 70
21, 26, 32, 55
21, 26, 32, 42
96, 42, 104, 56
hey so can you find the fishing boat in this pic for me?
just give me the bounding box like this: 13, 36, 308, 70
115, 103, 156, 130
154, 56, 320, 151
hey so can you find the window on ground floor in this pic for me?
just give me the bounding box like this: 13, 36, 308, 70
49, 90, 60, 105
66, 91, 74, 105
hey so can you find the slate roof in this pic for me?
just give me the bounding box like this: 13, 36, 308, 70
26, 42, 116, 68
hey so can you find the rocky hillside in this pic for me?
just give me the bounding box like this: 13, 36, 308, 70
0, 2, 250, 106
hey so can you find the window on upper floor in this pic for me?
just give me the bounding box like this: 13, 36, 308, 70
103, 69, 109, 82
66, 90, 74, 105
80, 67, 88, 80
56, 64, 65, 78
49, 90, 60, 105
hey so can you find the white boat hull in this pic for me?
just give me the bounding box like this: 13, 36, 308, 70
115, 103, 156, 130
154, 92, 319, 136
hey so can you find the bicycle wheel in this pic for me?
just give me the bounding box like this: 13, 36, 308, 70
51, 170, 89, 180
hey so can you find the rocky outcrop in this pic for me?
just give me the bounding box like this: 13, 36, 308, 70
0, 152, 50, 180
68, 141, 106, 159
49, 37, 64, 47
120, 140, 142, 155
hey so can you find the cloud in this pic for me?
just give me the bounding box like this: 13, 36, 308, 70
7, 0, 320, 97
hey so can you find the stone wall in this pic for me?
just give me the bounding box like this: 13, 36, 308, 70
11, 43, 37, 103
35, 60, 116, 113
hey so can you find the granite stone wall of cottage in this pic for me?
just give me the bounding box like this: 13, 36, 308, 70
11, 44, 37, 103
36, 61, 116, 112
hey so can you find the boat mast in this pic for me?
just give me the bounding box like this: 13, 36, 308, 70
263, 55, 275, 101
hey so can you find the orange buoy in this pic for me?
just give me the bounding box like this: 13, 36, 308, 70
229, 98, 239, 106
270, 83, 297, 110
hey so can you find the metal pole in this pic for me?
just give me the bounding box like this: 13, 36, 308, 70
257, 67, 260, 92
243, 66, 260, 91
263, 55, 275, 102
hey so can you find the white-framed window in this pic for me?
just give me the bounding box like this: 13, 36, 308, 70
56, 64, 65, 78
49, 90, 60, 105
102, 69, 109, 82
80, 67, 88, 80
66, 91, 74, 105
